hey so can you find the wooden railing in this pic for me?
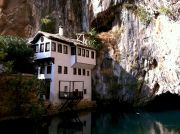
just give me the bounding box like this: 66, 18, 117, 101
59, 91, 83, 99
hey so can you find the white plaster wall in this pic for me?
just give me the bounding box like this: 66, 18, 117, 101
37, 65, 51, 79
34, 36, 52, 59
51, 42, 92, 104
76, 46, 96, 66
35, 37, 94, 104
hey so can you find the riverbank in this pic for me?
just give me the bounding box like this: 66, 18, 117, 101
0, 100, 97, 122
1, 91, 180, 121
1, 108, 180, 134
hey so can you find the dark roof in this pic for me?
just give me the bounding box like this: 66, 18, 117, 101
29, 31, 95, 50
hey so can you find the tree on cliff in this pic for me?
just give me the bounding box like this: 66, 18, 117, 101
40, 16, 56, 33
0, 36, 34, 73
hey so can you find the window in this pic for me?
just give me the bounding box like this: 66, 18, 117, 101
40, 43, 44, 52
63, 45, 68, 54
82, 49, 85, 57
36, 44, 39, 53
78, 48, 81, 56
73, 68, 77, 75
58, 66, 62, 74
84, 89, 87, 94
45, 42, 50, 52
86, 50, 89, 57
64, 66, 68, 74
91, 51, 95, 59
47, 65, 51, 74
40, 37, 44, 42
78, 68, 81, 75
87, 71, 90, 76
71, 47, 76, 55
58, 44, 62, 53
40, 66, 45, 74
83, 69, 85, 76
51, 42, 56, 52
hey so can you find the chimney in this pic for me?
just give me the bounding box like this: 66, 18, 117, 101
59, 25, 63, 36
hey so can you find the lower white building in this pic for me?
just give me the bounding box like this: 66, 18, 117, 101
30, 28, 96, 105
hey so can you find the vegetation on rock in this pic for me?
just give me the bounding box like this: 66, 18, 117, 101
0, 74, 46, 117
40, 16, 56, 33
159, 6, 171, 15
0, 36, 34, 73
136, 7, 151, 25
87, 28, 102, 50
0, 35, 47, 118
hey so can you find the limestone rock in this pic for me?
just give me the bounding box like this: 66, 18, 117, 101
0, 0, 83, 38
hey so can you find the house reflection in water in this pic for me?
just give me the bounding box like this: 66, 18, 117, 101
48, 112, 91, 134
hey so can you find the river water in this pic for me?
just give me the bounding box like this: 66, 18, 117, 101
0, 109, 180, 134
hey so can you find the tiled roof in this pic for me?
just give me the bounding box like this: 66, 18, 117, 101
29, 31, 95, 50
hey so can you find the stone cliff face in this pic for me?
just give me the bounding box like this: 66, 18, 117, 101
0, 0, 179, 104
0, 0, 83, 37
91, 0, 180, 104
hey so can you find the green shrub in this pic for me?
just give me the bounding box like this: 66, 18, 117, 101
0, 36, 34, 73
112, 26, 124, 42
87, 28, 102, 50
136, 7, 151, 25
40, 16, 56, 33
159, 6, 171, 15
0, 75, 46, 116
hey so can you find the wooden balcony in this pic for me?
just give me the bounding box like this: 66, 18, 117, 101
59, 91, 83, 99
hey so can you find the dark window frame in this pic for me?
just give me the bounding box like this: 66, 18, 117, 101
40, 43, 44, 52
78, 48, 81, 56
78, 68, 81, 75
51, 42, 56, 52
45, 42, 50, 52
87, 71, 90, 76
83, 69, 85, 76
63, 45, 68, 54
71, 46, 76, 55
40, 66, 45, 74
58, 66, 62, 74
82, 49, 85, 57
58, 44, 62, 53
84, 89, 87, 94
47, 65, 51, 74
86, 50, 89, 57
91, 51, 95, 59
73, 68, 77, 75
64, 66, 68, 74
40, 37, 44, 42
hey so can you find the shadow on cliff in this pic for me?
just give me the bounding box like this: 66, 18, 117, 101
92, 54, 156, 111
92, 60, 180, 111
92, 41, 180, 111
144, 91, 180, 111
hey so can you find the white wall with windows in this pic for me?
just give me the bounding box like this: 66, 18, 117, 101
38, 64, 52, 79
34, 36, 96, 104
76, 46, 96, 66
52, 43, 93, 103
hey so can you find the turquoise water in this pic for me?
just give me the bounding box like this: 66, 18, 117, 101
92, 110, 180, 134
0, 110, 180, 134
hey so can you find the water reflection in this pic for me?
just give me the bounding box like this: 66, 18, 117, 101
0, 110, 180, 134
49, 112, 91, 134
91, 110, 180, 134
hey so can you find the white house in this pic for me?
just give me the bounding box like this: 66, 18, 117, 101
30, 27, 96, 105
